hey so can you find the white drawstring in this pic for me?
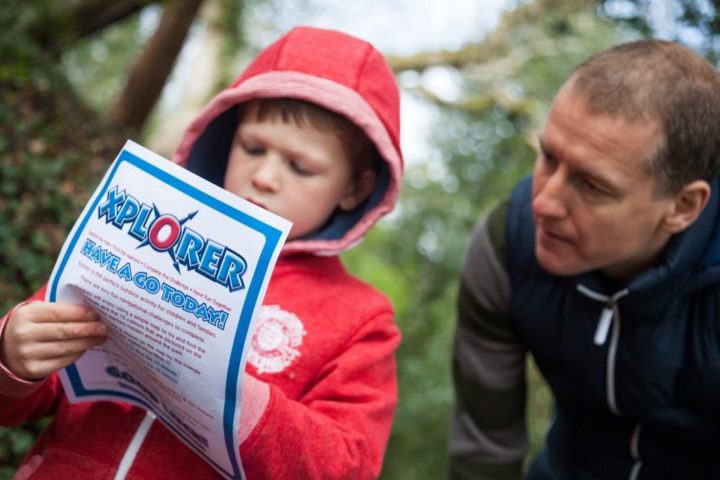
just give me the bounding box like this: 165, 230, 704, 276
576, 285, 629, 346
594, 306, 615, 345
628, 423, 643, 480
576, 284, 630, 415
114, 411, 155, 480
576, 285, 644, 474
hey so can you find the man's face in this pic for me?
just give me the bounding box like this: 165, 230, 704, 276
532, 86, 676, 279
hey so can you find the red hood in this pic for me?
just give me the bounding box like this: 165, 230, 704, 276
172, 26, 403, 255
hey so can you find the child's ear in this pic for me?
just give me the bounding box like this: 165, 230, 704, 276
662, 179, 711, 234
339, 170, 377, 211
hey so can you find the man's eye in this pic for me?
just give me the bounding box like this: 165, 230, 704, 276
584, 180, 598, 192
582, 179, 608, 196
535, 153, 555, 172
289, 160, 312, 176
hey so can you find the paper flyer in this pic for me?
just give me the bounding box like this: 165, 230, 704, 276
46, 140, 291, 479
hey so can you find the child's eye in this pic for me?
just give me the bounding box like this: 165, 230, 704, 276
242, 144, 265, 156
289, 160, 313, 176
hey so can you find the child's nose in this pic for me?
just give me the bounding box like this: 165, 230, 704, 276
251, 158, 280, 192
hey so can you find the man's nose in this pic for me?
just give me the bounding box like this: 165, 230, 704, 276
532, 171, 569, 219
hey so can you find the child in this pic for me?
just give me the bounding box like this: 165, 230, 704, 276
0, 26, 403, 479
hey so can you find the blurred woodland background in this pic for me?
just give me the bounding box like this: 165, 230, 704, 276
1, 0, 719, 478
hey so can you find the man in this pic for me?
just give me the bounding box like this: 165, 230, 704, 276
450, 39, 720, 480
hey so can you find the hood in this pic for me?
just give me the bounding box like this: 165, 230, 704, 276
172, 26, 403, 255
681, 176, 720, 291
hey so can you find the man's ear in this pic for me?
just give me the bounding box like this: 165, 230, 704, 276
662, 180, 711, 234
339, 169, 377, 211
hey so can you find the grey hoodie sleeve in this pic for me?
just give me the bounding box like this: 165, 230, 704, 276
449, 202, 528, 480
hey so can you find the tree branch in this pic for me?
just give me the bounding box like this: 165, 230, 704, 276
387, 0, 596, 72
71, 0, 158, 39
29, 0, 161, 53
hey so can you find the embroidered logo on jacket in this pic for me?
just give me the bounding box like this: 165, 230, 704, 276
248, 305, 306, 374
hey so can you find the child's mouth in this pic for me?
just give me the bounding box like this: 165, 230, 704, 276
244, 197, 268, 210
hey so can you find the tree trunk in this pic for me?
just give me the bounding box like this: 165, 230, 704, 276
106, 0, 205, 132
146, 0, 225, 157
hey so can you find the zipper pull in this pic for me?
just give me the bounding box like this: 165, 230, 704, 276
594, 306, 614, 346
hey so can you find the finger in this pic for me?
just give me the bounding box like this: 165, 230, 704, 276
14, 302, 98, 324
13, 320, 109, 344
16, 352, 96, 380
17, 335, 107, 363
7, 337, 107, 381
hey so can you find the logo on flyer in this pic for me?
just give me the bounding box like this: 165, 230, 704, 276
97, 185, 247, 292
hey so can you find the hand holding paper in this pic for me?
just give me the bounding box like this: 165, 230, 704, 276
1, 302, 107, 381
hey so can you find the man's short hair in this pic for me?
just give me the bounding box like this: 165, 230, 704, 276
569, 40, 720, 195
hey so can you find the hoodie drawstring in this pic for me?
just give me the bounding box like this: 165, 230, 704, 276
594, 305, 616, 346
114, 411, 155, 480
628, 423, 643, 480
576, 285, 629, 345
576, 284, 629, 415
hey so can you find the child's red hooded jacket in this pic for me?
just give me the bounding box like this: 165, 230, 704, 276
0, 26, 403, 479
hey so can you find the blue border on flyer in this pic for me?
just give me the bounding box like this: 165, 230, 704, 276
47, 147, 283, 479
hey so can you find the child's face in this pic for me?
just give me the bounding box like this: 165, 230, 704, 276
224, 103, 364, 240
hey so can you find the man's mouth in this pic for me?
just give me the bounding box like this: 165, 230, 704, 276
536, 224, 570, 244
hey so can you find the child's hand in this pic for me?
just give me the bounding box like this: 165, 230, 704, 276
0, 302, 108, 381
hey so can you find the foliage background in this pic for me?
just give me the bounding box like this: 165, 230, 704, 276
1, 0, 717, 478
